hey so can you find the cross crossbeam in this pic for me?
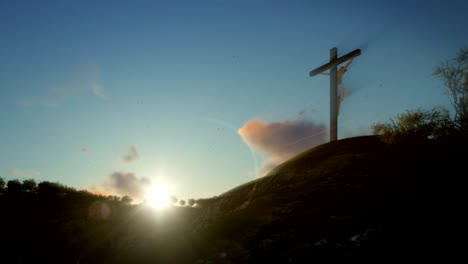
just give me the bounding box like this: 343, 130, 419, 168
309, 47, 361, 141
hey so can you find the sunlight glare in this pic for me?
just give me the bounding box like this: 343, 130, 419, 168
145, 182, 173, 210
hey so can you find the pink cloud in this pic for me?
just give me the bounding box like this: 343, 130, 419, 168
238, 116, 327, 176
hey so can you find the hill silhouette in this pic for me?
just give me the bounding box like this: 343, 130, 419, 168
1, 135, 466, 263
188, 135, 465, 262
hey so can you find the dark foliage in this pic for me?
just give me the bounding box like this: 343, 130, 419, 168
0, 177, 6, 193
372, 106, 465, 144
1, 132, 465, 263
0, 180, 134, 263
433, 47, 468, 127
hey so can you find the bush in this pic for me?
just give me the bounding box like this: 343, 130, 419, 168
372, 107, 457, 144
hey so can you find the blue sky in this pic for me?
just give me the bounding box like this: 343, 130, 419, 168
1, 0, 467, 201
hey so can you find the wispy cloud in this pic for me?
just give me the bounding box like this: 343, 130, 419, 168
5, 167, 40, 178
91, 81, 110, 99
18, 64, 109, 107
122, 145, 140, 163
238, 115, 327, 176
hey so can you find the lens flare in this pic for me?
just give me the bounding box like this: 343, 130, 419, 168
145, 182, 173, 210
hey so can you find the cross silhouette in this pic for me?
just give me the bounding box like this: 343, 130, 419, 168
309, 47, 361, 141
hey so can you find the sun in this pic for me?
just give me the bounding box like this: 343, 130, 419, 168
144, 182, 174, 210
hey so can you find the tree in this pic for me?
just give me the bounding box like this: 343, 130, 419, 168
121, 195, 132, 204
37, 181, 74, 199
179, 200, 186, 206
22, 178, 37, 192
7, 179, 22, 195
170, 195, 178, 205
187, 198, 195, 207
107, 195, 120, 202
0, 177, 5, 193
433, 47, 468, 127
372, 107, 455, 144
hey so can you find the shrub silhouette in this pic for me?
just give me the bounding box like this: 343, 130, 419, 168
372, 107, 457, 144
433, 47, 468, 128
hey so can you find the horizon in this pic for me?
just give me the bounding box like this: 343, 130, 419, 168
1, 0, 467, 202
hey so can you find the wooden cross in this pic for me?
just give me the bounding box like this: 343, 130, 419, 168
309, 47, 361, 142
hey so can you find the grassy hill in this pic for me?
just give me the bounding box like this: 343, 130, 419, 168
188, 135, 466, 262
1, 135, 466, 263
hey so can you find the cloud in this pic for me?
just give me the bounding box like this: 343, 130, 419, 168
122, 145, 140, 163
103, 172, 151, 201
238, 116, 327, 176
18, 64, 109, 107
92, 81, 110, 99
5, 167, 40, 178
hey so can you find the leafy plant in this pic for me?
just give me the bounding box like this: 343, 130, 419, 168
433, 47, 468, 128
372, 107, 456, 144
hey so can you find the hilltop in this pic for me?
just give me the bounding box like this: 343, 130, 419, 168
188, 134, 466, 262
1, 134, 466, 263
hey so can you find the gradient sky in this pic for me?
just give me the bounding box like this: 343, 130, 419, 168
1, 0, 467, 201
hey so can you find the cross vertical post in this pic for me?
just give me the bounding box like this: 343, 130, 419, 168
330, 48, 338, 141
309, 47, 361, 142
